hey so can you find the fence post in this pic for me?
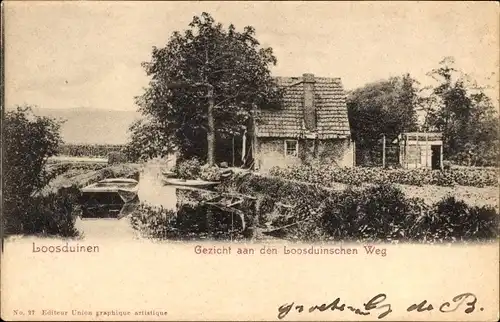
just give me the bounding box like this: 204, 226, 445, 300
382, 134, 386, 168
232, 136, 235, 167
440, 144, 444, 170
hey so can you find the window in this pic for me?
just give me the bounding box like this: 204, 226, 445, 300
285, 140, 298, 157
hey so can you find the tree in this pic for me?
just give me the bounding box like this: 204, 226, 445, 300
135, 12, 281, 165
3, 105, 64, 232
425, 57, 498, 165
347, 74, 419, 165
123, 117, 175, 162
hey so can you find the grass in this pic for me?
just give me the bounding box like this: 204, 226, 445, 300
40, 163, 141, 195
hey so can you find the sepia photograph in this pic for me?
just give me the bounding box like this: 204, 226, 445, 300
1, 1, 499, 321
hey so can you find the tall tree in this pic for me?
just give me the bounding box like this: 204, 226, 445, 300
123, 117, 174, 162
134, 12, 281, 165
3, 105, 63, 232
425, 57, 498, 165
347, 74, 419, 164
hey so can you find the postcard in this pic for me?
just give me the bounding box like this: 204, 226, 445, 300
1, 1, 499, 321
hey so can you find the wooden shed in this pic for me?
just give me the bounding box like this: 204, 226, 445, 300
396, 132, 443, 170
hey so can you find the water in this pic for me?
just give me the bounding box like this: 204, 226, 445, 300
77, 162, 251, 239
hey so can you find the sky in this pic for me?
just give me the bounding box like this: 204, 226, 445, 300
5, 1, 499, 112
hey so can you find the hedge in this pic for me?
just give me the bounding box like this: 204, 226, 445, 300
221, 173, 499, 243
269, 164, 498, 187
128, 172, 499, 242
4, 185, 81, 237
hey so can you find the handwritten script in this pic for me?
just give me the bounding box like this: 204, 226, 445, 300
277, 293, 481, 319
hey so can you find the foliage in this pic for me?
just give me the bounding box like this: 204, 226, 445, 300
347, 57, 498, 167
40, 164, 140, 195
347, 74, 419, 164
3, 106, 66, 235
318, 186, 498, 243
4, 185, 80, 237
269, 164, 498, 188
199, 164, 223, 181
227, 172, 331, 207
122, 118, 174, 162
4, 106, 63, 200
134, 12, 282, 161
428, 197, 498, 241
224, 173, 499, 242
45, 162, 108, 182
423, 57, 498, 166
108, 151, 128, 165
58, 144, 124, 158
129, 204, 179, 239
174, 158, 202, 179
318, 185, 424, 242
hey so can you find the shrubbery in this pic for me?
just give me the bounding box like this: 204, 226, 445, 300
4, 186, 81, 237
128, 171, 498, 242
269, 164, 498, 188
223, 173, 499, 242
199, 164, 223, 181
40, 164, 140, 196
129, 204, 179, 239
57, 144, 124, 158
174, 158, 230, 181
174, 158, 202, 179
45, 162, 108, 180
3, 106, 77, 236
108, 151, 128, 165
4, 106, 63, 200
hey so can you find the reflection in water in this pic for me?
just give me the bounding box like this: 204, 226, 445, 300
137, 166, 178, 210
79, 164, 255, 239
79, 192, 140, 219
173, 201, 246, 239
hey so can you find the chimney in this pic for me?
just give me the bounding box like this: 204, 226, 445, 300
303, 73, 316, 131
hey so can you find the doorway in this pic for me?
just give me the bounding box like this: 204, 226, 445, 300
431, 145, 441, 170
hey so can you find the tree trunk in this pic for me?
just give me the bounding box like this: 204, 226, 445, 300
207, 84, 215, 166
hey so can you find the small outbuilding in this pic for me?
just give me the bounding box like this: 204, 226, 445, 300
395, 132, 443, 170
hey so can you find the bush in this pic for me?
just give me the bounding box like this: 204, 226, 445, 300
3, 106, 71, 236
58, 144, 124, 158
199, 164, 222, 181
443, 160, 452, 170
129, 204, 179, 239
319, 184, 415, 242
269, 164, 498, 188
221, 172, 499, 242
4, 185, 80, 237
39, 164, 140, 196
175, 158, 202, 179
45, 162, 107, 181
424, 197, 499, 242
4, 106, 63, 201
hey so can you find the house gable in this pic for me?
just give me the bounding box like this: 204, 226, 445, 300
255, 74, 351, 140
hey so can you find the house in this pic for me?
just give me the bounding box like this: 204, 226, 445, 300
252, 73, 354, 172
395, 132, 443, 169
